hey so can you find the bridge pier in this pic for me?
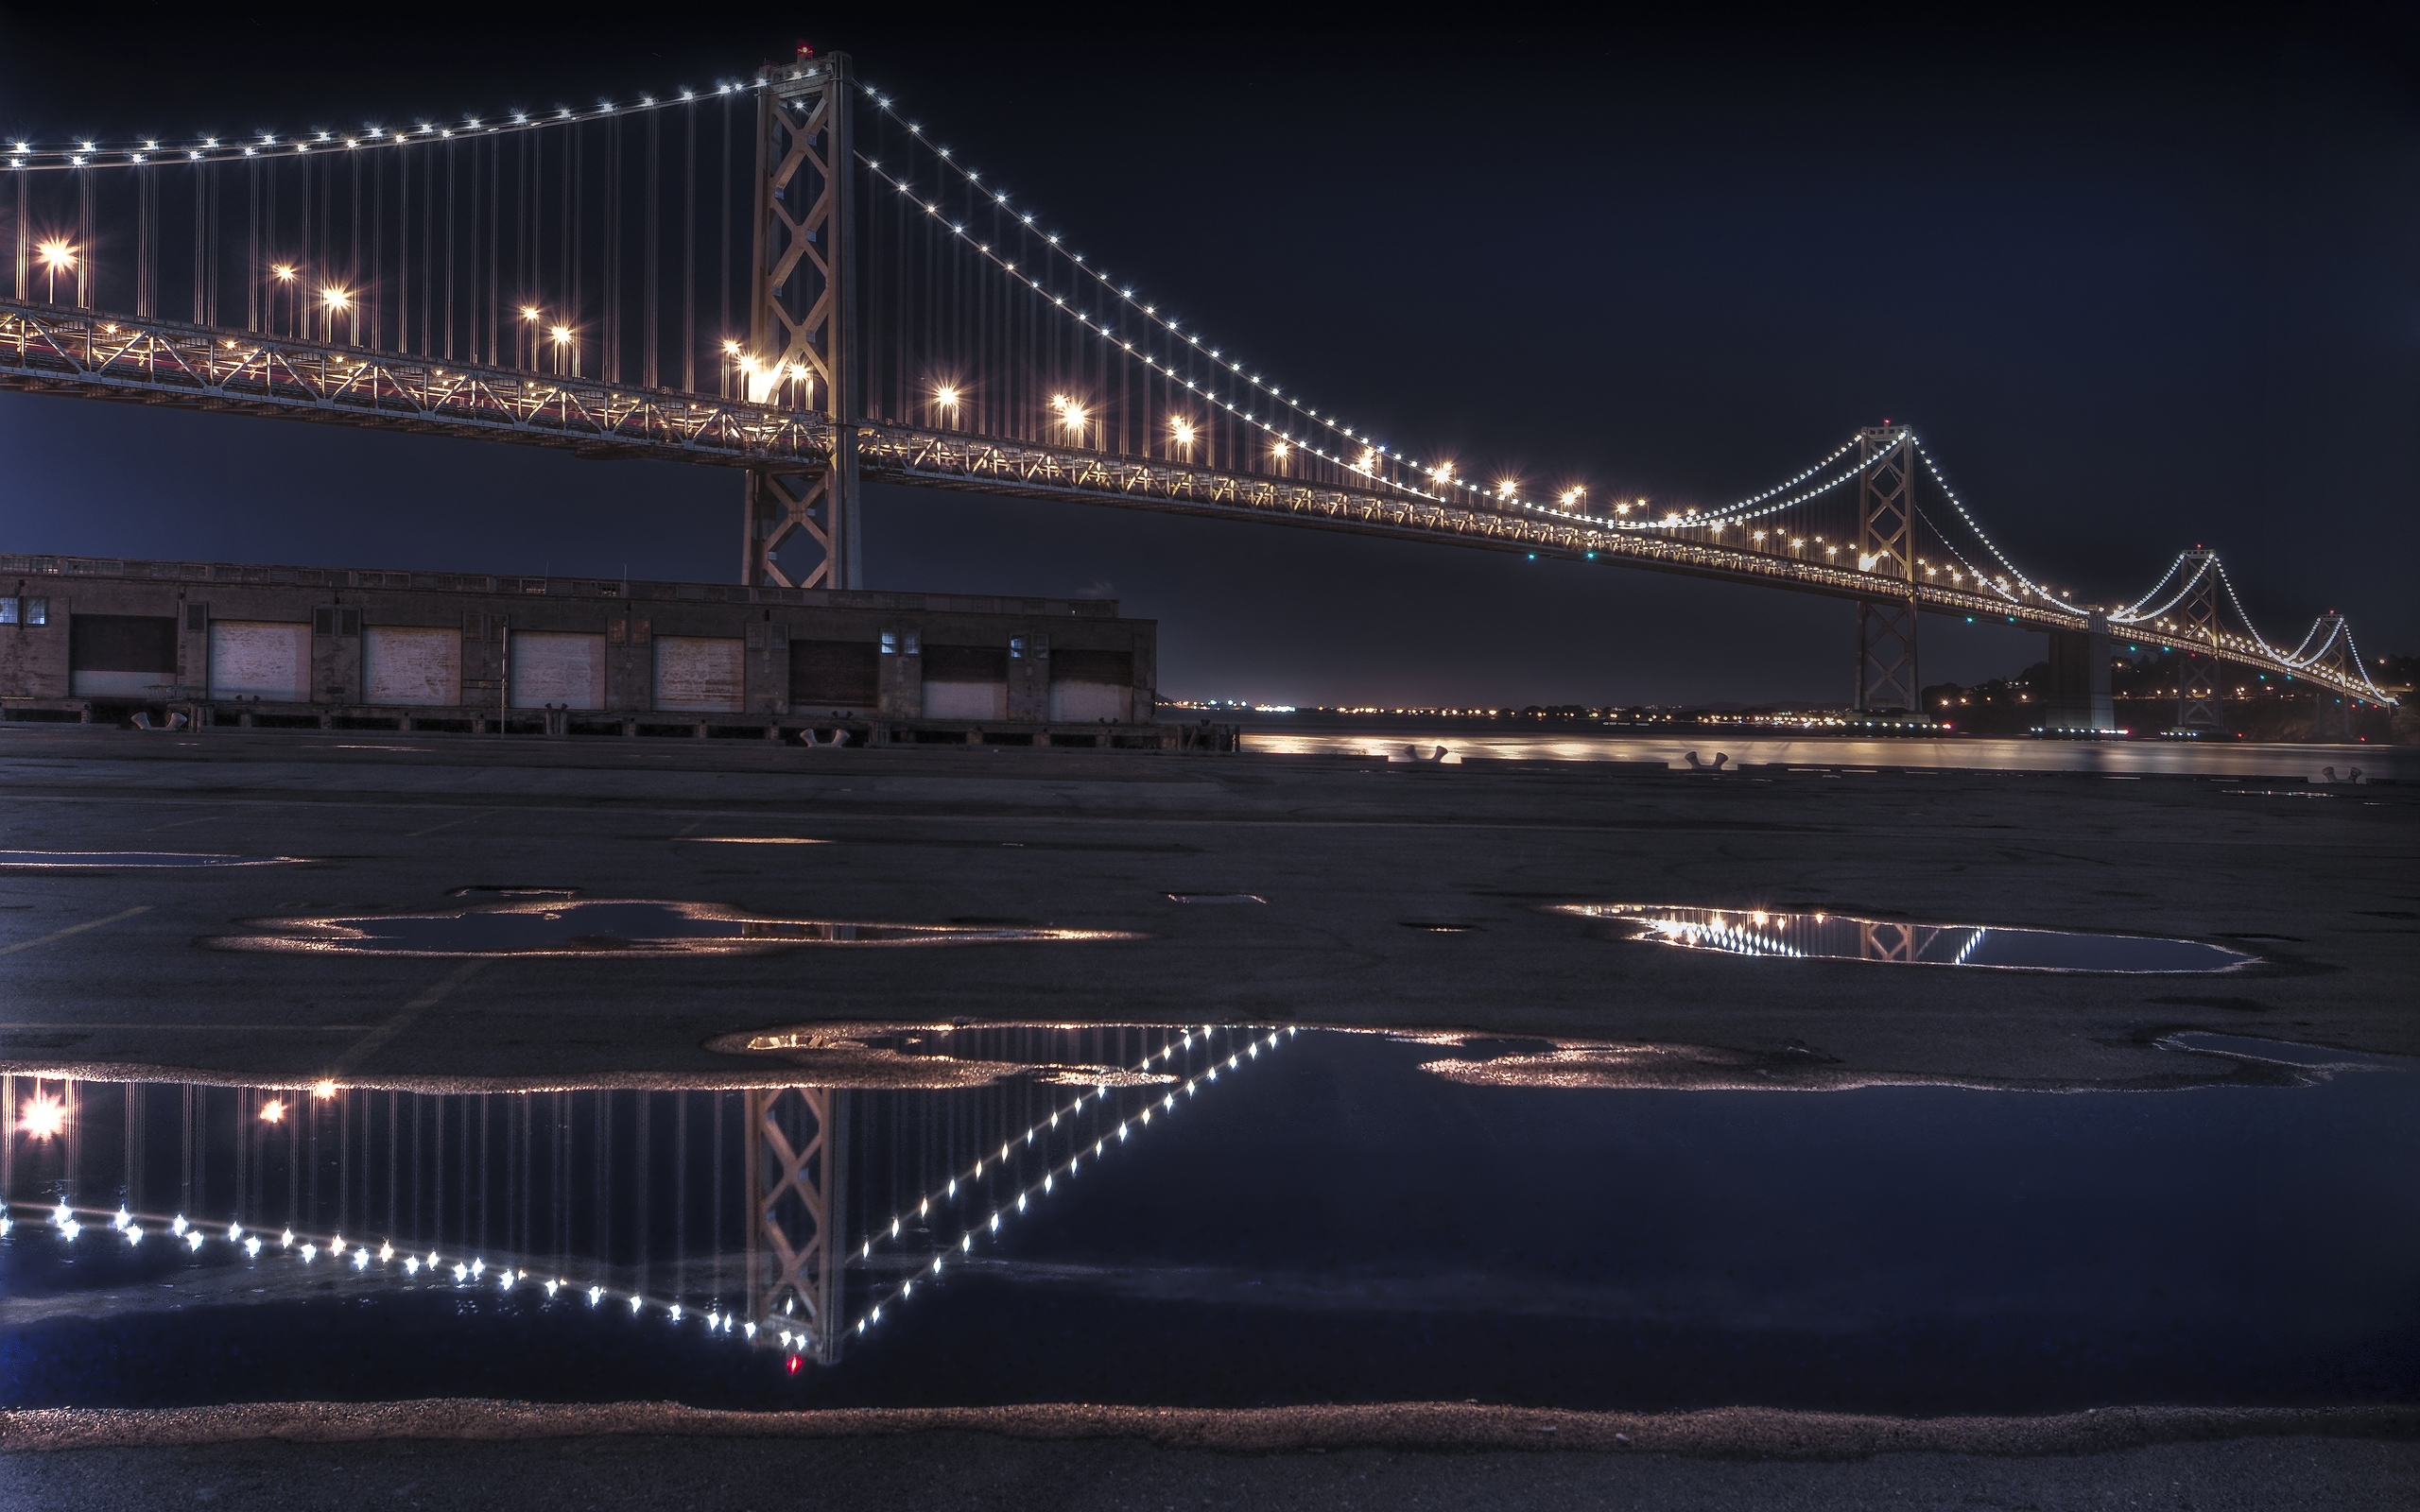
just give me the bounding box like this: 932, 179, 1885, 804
2044, 612, 2114, 733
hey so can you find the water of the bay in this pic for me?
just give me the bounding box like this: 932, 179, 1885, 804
1239, 715, 2414, 781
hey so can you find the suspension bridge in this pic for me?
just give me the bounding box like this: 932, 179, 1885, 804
0, 49, 2394, 728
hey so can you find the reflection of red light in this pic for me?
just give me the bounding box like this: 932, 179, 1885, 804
786, 1356, 803, 1375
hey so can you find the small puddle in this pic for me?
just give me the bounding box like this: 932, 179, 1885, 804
204, 900, 1135, 956
1557, 904, 2255, 973
0, 851, 303, 869
0, 1027, 2410, 1417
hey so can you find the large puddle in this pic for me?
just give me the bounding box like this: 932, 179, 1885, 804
3, 1027, 2411, 1414
1561, 904, 2256, 973
205, 900, 1134, 956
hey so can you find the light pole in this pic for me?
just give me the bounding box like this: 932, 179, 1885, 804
320, 286, 351, 345
36, 240, 75, 304
520, 306, 542, 369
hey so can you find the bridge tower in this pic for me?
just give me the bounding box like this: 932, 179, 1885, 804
745, 1086, 849, 1363
2308, 611, 2354, 742
2174, 549, 2223, 732
743, 51, 862, 591
1854, 425, 1920, 713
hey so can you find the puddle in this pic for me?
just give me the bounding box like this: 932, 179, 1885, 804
0, 851, 303, 870
1, 1027, 2411, 1416
1166, 894, 1264, 905
204, 900, 1135, 956
1557, 904, 2256, 973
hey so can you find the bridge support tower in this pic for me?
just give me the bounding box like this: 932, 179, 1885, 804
1854, 425, 1920, 714
2045, 611, 2114, 733
745, 1086, 849, 1364
744, 51, 861, 590
2174, 549, 2223, 732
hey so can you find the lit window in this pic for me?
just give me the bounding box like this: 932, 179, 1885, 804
0, 598, 15, 625
880, 631, 897, 655
21, 598, 43, 626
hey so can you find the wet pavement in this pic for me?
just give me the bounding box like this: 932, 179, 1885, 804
0, 726, 2413, 1499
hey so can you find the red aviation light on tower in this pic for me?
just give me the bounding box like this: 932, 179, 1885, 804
797, 42, 816, 60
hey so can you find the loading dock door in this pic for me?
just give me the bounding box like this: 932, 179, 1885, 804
364, 627, 463, 706
208, 621, 312, 702
1048, 648, 1134, 723
652, 636, 747, 713
789, 640, 879, 709
69, 614, 179, 698
922, 644, 1009, 720
509, 632, 606, 710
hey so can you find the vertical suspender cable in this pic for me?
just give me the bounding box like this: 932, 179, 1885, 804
191, 162, 206, 323
569, 122, 582, 375
74, 166, 92, 307
370, 151, 382, 351
486, 134, 500, 366
10, 169, 24, 301
241, 164, 257, 331
604, 113, 619, 383
718, 93, 732, 352
682, 101, 696, 392
644, 107, 659, 389
398, 146, 413, 353
349, 151, 361, 344
135, 163, 153, 318
442, 142, 456, 359
465, 140, 480, 360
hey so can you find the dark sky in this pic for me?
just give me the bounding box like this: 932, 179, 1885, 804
2, 8, 2413, 706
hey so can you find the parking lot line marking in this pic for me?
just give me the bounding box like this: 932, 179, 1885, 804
0, 905, 150, 957
330, 959, 493, 1076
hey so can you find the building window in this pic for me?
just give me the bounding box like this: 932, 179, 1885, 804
1010, 637, 1025, 660
0, 598, 15, 626
880, 631, 897, 655
22, 598, 43, 626
903, 631, 921, 655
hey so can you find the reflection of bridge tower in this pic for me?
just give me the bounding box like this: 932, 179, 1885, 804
745, 1087, 847, 1363
743, 50, 861, 591
2175, 549, 2222, 731
1858, 920, 1915, 962
1855, 425, 1919, 714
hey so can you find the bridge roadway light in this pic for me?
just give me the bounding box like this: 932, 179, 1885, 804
933, 385, 959, 422
36, 240, 77, 302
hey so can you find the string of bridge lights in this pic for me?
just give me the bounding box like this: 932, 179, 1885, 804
1907, 438, 2088, 616
856, 91, 1486, 507
856, 150, 1470, 513
821, 1025, 1294, 1354
2208, 561, 2391, 696
0, 1198, 763, 1340
0, 73, 809, 171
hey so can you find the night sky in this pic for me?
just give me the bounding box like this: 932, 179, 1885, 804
2, 9, 2412, 707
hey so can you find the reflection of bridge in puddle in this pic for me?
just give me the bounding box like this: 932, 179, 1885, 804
1560, 904, 2255, 972
0, 1023, 1288, 1367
